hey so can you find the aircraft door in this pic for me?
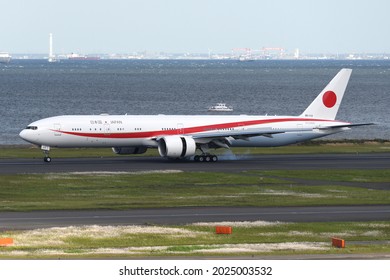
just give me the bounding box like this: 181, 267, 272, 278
53, 123, 61, 136
296, 124, 303, 137
104, 123, 111, 135
238, 122, 245, 131
177, 123, 184, 135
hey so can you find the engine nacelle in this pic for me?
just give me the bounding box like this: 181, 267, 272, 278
158, 136, 196, 158
112, 147, 147, 155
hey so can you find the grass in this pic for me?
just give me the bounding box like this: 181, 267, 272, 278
1, 221, 389, 258
0, 169, 389, 211
257, 169, 390, 183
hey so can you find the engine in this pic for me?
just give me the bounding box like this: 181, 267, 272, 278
158, 136, 196, 159
112, 147, 148, 155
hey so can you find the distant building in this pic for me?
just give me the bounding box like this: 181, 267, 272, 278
0, 52, 11, 63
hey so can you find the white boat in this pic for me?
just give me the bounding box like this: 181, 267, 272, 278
0, 52, 11, 64
208, 103, 233, 112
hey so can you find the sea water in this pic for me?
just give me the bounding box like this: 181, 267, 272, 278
0, 59, 389, 144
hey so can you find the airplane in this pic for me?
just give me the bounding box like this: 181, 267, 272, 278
19, 68, 372, 163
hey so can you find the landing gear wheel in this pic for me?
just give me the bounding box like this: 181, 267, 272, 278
193, 154, 218, 163
44, 156, 52, 163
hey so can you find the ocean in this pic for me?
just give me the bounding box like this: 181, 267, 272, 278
0, 59, 389, 145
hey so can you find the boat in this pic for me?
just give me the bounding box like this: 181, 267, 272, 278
208, 103, 233, 112
0, 52, 11, 64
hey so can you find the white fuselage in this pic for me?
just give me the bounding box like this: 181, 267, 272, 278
19, 114, 348, 148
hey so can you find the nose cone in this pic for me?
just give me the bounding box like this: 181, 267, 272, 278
19, 129, 36, 144
19, 129, 28, 141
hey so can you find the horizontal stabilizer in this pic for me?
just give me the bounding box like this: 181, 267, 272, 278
317, 123, 375, 130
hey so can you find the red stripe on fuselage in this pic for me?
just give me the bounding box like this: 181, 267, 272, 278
53, 117, 337, 139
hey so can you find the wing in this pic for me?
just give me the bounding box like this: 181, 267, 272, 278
191, 127, 313, 148
192, 127, 313, 139
190, 123, 375, 148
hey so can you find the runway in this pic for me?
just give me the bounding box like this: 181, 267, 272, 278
1, 205, 390, 230
0, 153, 389, 174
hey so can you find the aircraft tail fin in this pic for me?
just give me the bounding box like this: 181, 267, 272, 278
301, 68, 352, 120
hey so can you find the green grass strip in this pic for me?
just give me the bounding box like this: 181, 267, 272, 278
0, 170, 389, 211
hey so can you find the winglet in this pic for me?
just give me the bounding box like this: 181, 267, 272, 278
301, 69, 352, 120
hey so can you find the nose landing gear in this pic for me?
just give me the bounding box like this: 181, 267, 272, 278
41, 145, 52, 163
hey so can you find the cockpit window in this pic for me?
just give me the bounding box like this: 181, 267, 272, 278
26, 126, 38, 130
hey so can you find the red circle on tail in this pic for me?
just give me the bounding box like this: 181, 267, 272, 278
322, 91, 337, 108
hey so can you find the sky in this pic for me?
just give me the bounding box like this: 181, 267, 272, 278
1, 0, 390, 54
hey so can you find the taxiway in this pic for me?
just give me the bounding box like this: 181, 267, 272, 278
1, 205, 390, 230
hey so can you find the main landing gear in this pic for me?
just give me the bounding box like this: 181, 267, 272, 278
41, 145, 52, 163
194, 154, 218, 162
194, 145, 218, 162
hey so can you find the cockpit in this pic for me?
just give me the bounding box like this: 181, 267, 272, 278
20, 124, 40, 145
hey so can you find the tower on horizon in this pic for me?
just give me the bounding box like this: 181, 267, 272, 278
48, 33, 57, 62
